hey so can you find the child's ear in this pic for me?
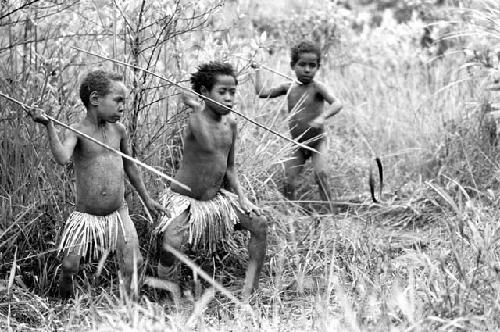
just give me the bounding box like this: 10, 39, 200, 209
89, 91, 100, 106
200, 86, 209, 97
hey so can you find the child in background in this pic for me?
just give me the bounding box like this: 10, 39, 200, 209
254, 40, 343, 201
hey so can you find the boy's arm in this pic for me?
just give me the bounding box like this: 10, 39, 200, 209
310, 82, 343, 127
225, 120, 260, 215
29, 108, 77, 165
119, 124, 164, 217
187, 111, 212, 146
254, 67, 290, 98
318, 82, 343, 119
181, 91, 204, 112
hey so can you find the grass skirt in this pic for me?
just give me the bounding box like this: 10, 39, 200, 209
58, 209, 123, 259
156, 188, 241, 253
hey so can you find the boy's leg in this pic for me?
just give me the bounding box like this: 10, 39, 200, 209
116, 204, 143, 290
158, 210, 189, 282
60, 254, 81, 298
311, 140, 332, 201
235, 210, 267, 297
284, 149, 306, 200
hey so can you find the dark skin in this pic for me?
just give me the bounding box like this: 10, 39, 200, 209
30, 80, 164, 297
160, 75, 267, 297
254, 51, 343, 201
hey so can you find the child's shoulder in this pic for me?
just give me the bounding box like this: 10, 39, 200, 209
312, 80, 327, 90
311, 80, 331, 96
78, 120, 127, 137
188, 109, 204, 123
67, 121, 87, 137
280, 81, 293, 91
226, 113, 237, 129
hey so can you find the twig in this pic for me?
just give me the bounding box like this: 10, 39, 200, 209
71, 46, 319, 155
0, 91, 189, 191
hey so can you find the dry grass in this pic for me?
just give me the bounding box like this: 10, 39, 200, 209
3, 0, 500, 331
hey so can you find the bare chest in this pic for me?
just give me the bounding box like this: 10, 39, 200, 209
73, 127, 122, 167
287, 85, 323, 113
194, 120, 233, 153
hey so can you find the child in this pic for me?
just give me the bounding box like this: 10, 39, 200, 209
29, 69, 164, 298
254, 40, 343, 201
156, 62, 267, 297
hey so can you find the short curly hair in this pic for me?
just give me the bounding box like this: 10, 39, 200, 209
79, 70, 124, 108
190, 62, 238, 94
290, 41, 321, 68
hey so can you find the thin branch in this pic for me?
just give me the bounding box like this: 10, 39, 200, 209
72, 47, 321, 155
0, 0, 41, 21
0, 91, 190, 191
0, 33, 114, 53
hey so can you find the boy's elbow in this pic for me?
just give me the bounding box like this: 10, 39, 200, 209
55, 155, 71, 165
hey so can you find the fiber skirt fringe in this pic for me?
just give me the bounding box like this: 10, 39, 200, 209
157, 188, 241, 253
58, 210, 123, 259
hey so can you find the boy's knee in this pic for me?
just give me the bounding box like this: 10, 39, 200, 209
285, 171, 299, 183
62, 256, 80, 275
158, 233, 183, 266
284, 183, 296, 200
159, 247, 177, 267
121, 246, 143, 276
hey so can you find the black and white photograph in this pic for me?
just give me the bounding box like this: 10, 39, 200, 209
1, 0, 499, 330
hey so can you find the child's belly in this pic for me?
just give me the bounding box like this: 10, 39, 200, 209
171, 152, 228, 200
289, 119, 324, 143
74, 156, 125, 216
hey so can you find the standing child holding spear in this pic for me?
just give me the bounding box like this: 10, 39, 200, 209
28, 69, 164, 298
156, 62, 267, 297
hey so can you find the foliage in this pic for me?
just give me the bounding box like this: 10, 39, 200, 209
2, 0, 500, 331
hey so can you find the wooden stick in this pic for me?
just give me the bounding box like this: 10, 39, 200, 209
71, 46, 319, 155
0, 91, 189, 191
233, 53, 331, 87
233, 53, 301, 84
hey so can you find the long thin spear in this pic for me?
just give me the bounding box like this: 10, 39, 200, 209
0, 91, 189, 191
232, 53, 300, 84
233, 53, 333, 87
71, 46, 319, 155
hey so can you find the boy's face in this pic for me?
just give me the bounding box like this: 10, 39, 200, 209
97, 81, 127, 123
203, 74, 236, 116
292, 52, 319, 84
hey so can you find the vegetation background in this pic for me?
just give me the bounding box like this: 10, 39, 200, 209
2, 0, 500, 330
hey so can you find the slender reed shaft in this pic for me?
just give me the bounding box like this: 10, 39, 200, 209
0, 91, 189, 191
71, 46, 320, 155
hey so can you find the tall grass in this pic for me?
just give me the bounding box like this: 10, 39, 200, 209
4, 1, 500, 331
